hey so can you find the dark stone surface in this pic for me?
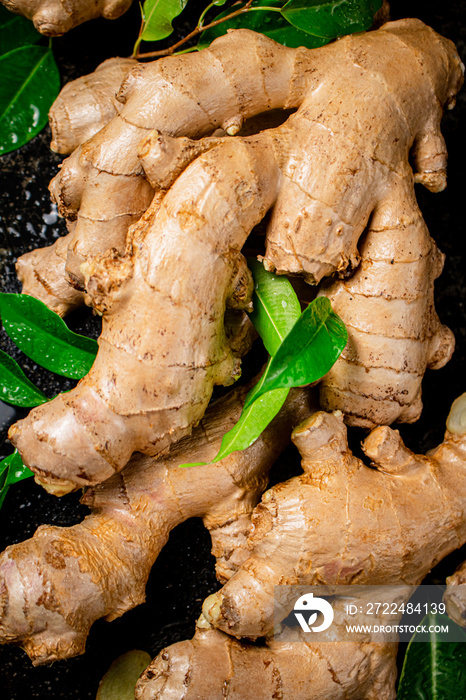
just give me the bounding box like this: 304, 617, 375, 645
0, 1, 466, 697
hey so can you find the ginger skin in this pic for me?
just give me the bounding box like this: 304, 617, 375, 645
9, 20, 462, 490
0, 386, 315, 664
18, 20, 463, 314
49, 57, 138, 156
200, 400, 466, 640
136, 610, 398, 700
136, 397, 466, 699
318, 183, 454, 427
20, 29, 303, 315
17, 57, 137, 316
0, 0, 132, 35
9, 131, 282, 491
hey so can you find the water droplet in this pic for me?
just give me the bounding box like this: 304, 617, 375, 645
42, 204, 58, 226
31, 105, 40, 127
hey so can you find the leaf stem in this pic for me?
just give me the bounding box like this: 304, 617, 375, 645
197, 0, 221, 29
134, 0, 254, 59
132, 2, 146, 58
242, 5, 282, 11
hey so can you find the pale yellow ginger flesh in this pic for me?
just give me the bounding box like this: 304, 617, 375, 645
9, 20, 463, 489
0, 0, 132, 35
18, 20, 463, 316
441, 393, 466, 627
446, 392, 466, 434
134, 399, 466, 699
445, 560, 466, 627
0, 386, 315, 664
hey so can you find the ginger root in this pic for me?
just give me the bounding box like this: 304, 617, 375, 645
0, 386, 315, 664
10, 130, 282, 491
200, 399, 466, 640
18, 20, 463, 314
136, 609, 398, 700
318, 182, 454, 427
19, 29, 301, 314
134, 396, 466, 699
10, 20, 462, 489
0, 0, 132, 35
17, 57, 137, 316
49, 57, 137, 155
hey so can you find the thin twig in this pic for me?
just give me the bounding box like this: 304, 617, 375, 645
134, 0, 254, 59
132, 2, 147, 59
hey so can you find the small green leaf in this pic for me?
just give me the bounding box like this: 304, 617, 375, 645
397, 613, 466, 699
0, 348, 48, 407
248, 258, 301, 356
180, 385, 289, 467
0, 451, 33, 510
281, 0, 382, 39
0, 450, 32, 485
215, 385, 289, 461
0, 45, 60, 155
96, 650, 152, 700
199, 0, 328, 49
244, 297, 347, 407
181, 267, 346, 467
0, 6, 40, 56
0, 294, 98, 379
0, 458, 10, 491
141, 0, 188, 42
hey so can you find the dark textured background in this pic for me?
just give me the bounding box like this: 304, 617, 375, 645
0, 1, 465, 697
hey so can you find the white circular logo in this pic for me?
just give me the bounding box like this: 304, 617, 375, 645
293, 593, 334, 633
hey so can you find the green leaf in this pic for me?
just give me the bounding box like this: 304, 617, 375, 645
244, 296, 347, 407
0, 45, 60, 155
0, 450, 33, 510
0, 450, 32, 485
181, 267, 346, 467
0, 294, 98, 379
0, 458, 10, 492
281, 0, 382, 39
180, 385, 289, 467
397, 613, 466, 699
141, 0, 188, 42
215, 385, 289, 461
199, 0, 328, 49
0, 6, 40, 56
0, 347, 48, 407
247, 258, 301, 356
